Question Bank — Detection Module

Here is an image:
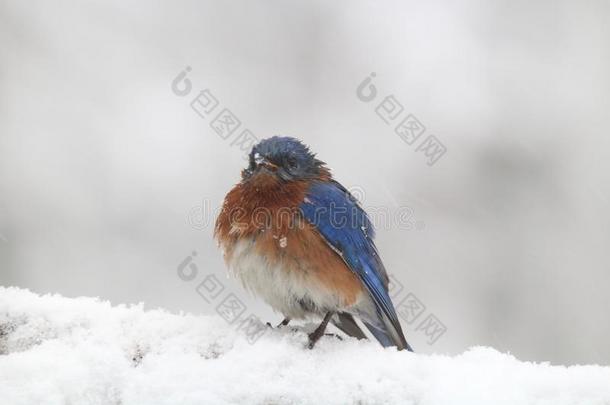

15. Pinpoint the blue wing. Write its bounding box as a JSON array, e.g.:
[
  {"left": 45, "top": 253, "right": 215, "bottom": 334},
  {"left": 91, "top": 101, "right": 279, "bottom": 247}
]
[{"left": 300, "top": 180, "right": 412, "bottom": 351}]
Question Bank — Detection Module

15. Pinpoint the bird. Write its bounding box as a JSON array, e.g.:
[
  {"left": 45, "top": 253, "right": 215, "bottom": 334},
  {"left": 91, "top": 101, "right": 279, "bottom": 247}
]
[{"left": 214, "top": 136, "right": 413, "bottom": 351}]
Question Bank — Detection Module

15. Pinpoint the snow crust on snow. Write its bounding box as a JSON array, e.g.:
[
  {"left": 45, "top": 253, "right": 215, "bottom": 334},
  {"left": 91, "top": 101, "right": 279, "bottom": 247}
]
[{"left": 1, "top": 286, "right": 609, "bottom": 405}]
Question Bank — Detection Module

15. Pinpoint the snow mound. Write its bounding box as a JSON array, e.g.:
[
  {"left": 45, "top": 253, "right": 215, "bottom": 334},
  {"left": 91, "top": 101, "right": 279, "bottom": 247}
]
[{"left": 1, "top": 287, "right": 609, "bottom": 405}]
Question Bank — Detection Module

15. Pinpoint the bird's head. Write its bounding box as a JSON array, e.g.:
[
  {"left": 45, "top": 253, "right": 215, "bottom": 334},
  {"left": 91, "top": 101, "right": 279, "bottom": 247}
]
[{"left": 242, "top": 136, "right": 329, "bottom": 183}]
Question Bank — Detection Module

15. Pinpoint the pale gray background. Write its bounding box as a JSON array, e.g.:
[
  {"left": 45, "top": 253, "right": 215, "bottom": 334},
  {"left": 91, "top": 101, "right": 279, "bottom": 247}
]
[{"left": 1, "top": 0, "right": 608, "bottom": 365}]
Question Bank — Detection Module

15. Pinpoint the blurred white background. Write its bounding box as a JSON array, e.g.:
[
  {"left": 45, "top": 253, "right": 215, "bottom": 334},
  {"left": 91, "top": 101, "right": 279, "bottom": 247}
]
[{"left": 1, "top": 0, "right": 608, "bottom": 365}]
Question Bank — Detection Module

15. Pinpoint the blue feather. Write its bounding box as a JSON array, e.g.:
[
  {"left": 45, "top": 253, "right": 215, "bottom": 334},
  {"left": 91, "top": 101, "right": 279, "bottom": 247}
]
[{"left": 300, "top": 180, "right": 412, "bottom": 351}]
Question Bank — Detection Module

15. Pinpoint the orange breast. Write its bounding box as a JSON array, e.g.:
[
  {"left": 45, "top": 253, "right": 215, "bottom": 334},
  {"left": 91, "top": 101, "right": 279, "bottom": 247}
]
[
  {"left": 215, "top": 172, "right": 364, "bottom": 307},
  {"left": 254, "top": 218, "right": 364, "bottom": 306}
]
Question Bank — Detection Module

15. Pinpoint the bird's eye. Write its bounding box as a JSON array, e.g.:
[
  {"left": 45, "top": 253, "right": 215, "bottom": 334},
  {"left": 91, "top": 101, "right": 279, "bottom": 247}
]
[{"left": 286, "top": 157, "right": 298, "bottom": 170}]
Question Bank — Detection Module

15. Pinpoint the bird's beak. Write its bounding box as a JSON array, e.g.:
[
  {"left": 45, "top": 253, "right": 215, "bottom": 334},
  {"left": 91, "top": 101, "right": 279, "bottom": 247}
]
[{"left": 258, "top": 158, "right": 278, "bottom": 171}]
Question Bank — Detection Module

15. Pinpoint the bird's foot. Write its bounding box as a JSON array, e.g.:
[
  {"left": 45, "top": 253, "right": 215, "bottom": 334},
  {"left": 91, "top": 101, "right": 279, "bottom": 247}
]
[
  {"left": 323, "top": 333, "right": 343, "bottom": 341},
  {"left": 307, "top": 332, "right": 343, "bottom": 349},
  {"left": 266, "top": 317, "right": 291, "bottom": 329},
  {"left": 307, "top": 312, "right": 334, "bottom": 349}
]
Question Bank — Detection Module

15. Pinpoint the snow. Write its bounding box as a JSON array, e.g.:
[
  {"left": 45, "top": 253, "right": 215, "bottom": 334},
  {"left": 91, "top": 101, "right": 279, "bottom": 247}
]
[
  {"left": 279, "top": 236, "right": 288, "bottom": 248},
  {"left": 1, "top": 287, "right": 609, "bottom": 405}
]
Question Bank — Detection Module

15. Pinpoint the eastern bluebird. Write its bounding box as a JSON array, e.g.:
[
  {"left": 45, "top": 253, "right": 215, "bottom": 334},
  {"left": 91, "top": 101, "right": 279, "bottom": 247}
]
[{"left": 215, "top": 136, "right": 413, "bottom": 351}]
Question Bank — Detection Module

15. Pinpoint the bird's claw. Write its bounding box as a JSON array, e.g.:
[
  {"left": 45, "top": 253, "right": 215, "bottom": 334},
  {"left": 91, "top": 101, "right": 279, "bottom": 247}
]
[{"left": 266, "top": 318, "right": 291, "bottom": 329}]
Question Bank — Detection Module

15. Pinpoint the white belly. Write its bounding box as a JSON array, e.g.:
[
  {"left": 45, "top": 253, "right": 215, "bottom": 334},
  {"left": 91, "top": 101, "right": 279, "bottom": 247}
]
[{"left": 225, "top": 239, "right": 361, "bottom": 319}]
